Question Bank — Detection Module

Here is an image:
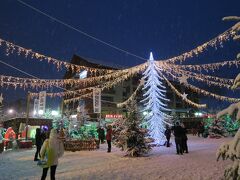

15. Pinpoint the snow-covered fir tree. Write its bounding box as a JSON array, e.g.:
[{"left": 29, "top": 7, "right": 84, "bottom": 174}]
[
  {"left": 114, "top": 101, "right": 151, "bottom": 157},
  {"left": 216, "top": 40, "right": 240, "bottom": 180},
  {"left": 141, "top": 52, "right": 172, "bottom": 144},
  {"left": 77, "top": 104, "right": 88, "bottom": 126},
  {"left": 208, "top": 119, "right": 228, "bottom": 138},
  {"left": 52, "top": 116, "right": 69, "bottom": 130}
]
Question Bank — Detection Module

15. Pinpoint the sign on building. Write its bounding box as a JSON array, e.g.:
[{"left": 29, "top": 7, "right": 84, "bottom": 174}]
[
  {"left": 77, "top": 100, "right": 87, "bottom": 126},
  {"left": 93, "top": 88, "right": 101, "bottom": 113},
  {"left": 38, "top": 91, "right": 46, "bottom": 115}
]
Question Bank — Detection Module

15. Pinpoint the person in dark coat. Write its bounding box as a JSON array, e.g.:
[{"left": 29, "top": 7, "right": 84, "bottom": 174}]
[
  {"left": 181, "top": 123, "right": 189, "bottom": 153},
  {"left": 164, "top": 125, "right": 171, "bottom": 147},
  {"left": 198, "top": 122, "right": 205, "bottom": 137},
  {"left": 34, "top": 128, "right": 43, "bottom": 161},
  {"left": 106, "top": 125, "right": 112, "bottom": 153},
  {"left": 172, "top": 121, "right": 184, "bottom": 155},
  {"left": 97, "top": 127, "right": 105, "bottom": 144}
]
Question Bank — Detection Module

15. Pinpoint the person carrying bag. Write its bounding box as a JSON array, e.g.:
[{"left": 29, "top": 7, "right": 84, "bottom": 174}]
[{"left": 39, "top": 129, "right": 64, "bottom": 180}]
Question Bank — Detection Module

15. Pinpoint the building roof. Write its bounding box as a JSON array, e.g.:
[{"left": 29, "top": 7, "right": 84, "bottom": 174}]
[{"left": 64, "top": 55, "right": 119, "bottom": 79}]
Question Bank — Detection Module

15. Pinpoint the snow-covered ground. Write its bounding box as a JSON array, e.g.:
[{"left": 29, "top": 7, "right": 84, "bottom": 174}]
[{"left": 0, "top": 136, "right": 232, "bottom": 180}]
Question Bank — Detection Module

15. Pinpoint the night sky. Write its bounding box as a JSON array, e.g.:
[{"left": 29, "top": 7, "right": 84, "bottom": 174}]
[{"left": 0, "top": 0, "right": 240, "bottom": 110}]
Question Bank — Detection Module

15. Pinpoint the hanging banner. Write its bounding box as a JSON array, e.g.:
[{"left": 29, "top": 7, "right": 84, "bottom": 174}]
[
  {"left": 93, "top": 88, "right": 101, "bottom": 113},
  {"left": 77, "top": 100, "right": 86, "bottom": 126},
  {"left": 33, "top": 99, "right": 39, "bottom": 116},
  {"left": 38, "top": 91, "right": 46, "bottom": 115}
]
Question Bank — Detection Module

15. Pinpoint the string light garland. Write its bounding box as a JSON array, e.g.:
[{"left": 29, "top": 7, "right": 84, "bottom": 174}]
[
  {"left": 160, "top": 22, "right": 240, "bottom": 64},
  {"left": 63, "top": 92, "right": 93, "bottom": 103},
  {"left": 31, "top": 70, "right": 137, "bottom": 98},
  {"left": 117, "top": 80, "right": 144, "bottom": 107},
  {"left": 171, "top": 68, "right": 233, "bottom": 89},
  {"left": 0, "top": 38, "right": 115, "bottom": 73},
  {"left": 159, "top": 64, "right": 233, "bottom": 92},
  {"left": 0, "top": 22, "right": 240, "bottom": 109},
  {"left": 162, "top": 63, "right": 234, "bottom": 84},
  {"left": 160, "top": 65, "right": 240, "bottom": 104},
  {"left": 186, "top": 83, "right": 240, "bottom": 103},
  {"left": 162, "top": 75, "right": 207, "bottom": 108},
  {"left": 160, "top": 59, "right": 240, "bottom": 72},
  {"left": 63, "top": 72, "right": 135, "bottom": 104},
  {"left": 30, "top": 86, "right": 93, "bottom": 98},
  {"left": 0, "top": 62, "right": 147, "bottom": 89}
]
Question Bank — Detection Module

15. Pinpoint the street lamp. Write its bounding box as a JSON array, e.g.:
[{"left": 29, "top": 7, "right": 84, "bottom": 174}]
[
  {"left": 38, "top": 110, "right": 44, "bottom": 115},
  {"left": 8, "top": 109, "right": 14, "bottom": 114},
  {"left": 51, "top": 110, "right": 59, "bottom": 116},
  {"left": 194, "top": 112, "right": 203, "bottom": 117}
]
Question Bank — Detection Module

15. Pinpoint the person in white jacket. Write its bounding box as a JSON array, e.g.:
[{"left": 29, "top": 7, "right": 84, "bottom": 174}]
[{"left": 40, "top": 129, "right": 64, "bottom": 180}]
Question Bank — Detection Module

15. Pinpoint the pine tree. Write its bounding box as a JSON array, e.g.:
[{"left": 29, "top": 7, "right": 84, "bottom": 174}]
[
  {"left": 52, "top": 116, "right": 69, "bottom": 130},
  {"left": 209, "top": 119, "right": 228, "bottom": 138},
  {"left": 114, "top": 101, "right": 151, "bottom": 157},
  {"left": 141, "top": 52, "right": 172, "bottom": 144},
  {"left": 223, "top": 115, "right": 240, "bottom": 136}
]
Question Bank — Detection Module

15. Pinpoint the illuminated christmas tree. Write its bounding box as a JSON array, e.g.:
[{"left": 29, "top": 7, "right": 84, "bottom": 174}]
[{"left": 141, "top": 53, "right": 172, "bottom": 144}]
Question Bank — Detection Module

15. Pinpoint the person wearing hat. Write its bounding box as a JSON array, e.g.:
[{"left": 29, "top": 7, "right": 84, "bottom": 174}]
[
  {"left": 181, "top": 123, "right": 189, "bottom": 153},
  {"left": 40, "top": 129, "right": 64, "bottom": 180},
  {"left": 164, "top": 125, "right": 171, "bottom": 147}
]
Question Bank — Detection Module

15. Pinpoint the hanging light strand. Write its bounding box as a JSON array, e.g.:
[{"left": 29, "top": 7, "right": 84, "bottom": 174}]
[
  {"left": 166, "top": 66, "right": 233, "bottom": 89},
  {"left": 117, "top": 80, "right": 144, "bottom": 107},
  {"left": 186, "top": 83, "right": 240, "bottom": 103},
  {"left": 178, "top": 69, "right": 232, "bottom": 89},
  {"left": 0, "top": 62, "right": 147, "bottom": 89},
  {"left": 162, "top": 75, "right": 207, "bottom": 108},
  {"left": 168, "top": 59, "right": 240, "bottom": 72},
  {"left": 0, "top": 37, "right": 116, "bottom": 73},
  {"left": 161, "top": 63, "right": 233, "bottom": 84},
  {"left": 63, "top": 71, "right": 134, "bottom": 104},
  {"left": 162, "top": 66, "right": 240, "bottom": 103},
  {"left": 159, "top": 23, "right": 239, "bottom": 64}
]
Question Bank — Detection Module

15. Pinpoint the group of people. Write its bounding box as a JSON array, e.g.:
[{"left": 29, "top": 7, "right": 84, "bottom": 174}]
[
  {"left": 165, "top": 122, "right": 189, "bottom": 155},
  {"left": 35, "top": 128, "right": 64, "bottom": 180},
  {"left": 34, "top": 125, "right": 113, "bottom": 179},
  {"left": 37, "top": 123, "right": 194, "bottom": 179},
  {"left": 97, "top": 125, "right": 113, "bottom": 153}
]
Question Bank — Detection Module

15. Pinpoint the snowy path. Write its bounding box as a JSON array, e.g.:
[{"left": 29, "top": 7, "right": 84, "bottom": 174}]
[{"left": 0, "top": 136, "right": 231, "bottom": 180}]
